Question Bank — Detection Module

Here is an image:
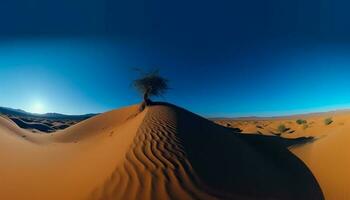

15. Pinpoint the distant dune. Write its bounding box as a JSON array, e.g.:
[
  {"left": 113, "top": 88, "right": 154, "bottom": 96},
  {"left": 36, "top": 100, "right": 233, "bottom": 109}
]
[
  {"left": 0, "top": 104, "right": 323, "bottom": 200},
  {"left": 0, "top": 106, "right": 96, "bottom": 133},
  {"left": 215, "top": 111, "right": 350, "bottom": 200}
]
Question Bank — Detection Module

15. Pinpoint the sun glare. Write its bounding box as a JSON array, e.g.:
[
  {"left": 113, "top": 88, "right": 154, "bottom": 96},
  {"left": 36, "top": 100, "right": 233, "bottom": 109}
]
[{"left": 31, "top": 102, "right": 45, "bottom": 114}]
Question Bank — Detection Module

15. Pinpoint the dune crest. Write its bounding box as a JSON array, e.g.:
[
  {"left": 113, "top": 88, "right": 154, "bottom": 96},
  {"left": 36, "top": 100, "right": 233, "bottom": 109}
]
[
  {"left": 91, "top": 104, "right": 323, "bottom": 200},
  {"left": 292, "top": 125, "right": 350, "bottom": 200},
  {"left": 0, "top": 104, "right": 323, "bottom": 200},
  {"left": 0, "top": 105, "right": 145, "bottom": 200}
]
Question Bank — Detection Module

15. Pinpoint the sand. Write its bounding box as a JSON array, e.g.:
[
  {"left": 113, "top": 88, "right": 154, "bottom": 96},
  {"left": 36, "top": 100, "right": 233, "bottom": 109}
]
[
  {"left": 291, "top": 113, "right": 350, "bottom": 200},
  {"left": 3, "top": 115, "right": 86, "bottom": 133},
  {"left": 0, "top": 103, "right": 323, "bottom": 200},
  {"left": 216, "top": 112, "right": 350, "bottom": 200}
]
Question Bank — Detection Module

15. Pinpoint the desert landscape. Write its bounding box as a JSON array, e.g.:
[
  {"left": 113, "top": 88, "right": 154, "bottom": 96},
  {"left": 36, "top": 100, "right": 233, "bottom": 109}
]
[
  {"left": 215, "top": 111, "right": 350, "bottom": 200},
  {"left": 0, "top": 71, "right": 347, "bottom": 200},
  {"left": 2, "top": 0, "right": 350, "bottom": 199},
  {"left": 0, "top": 107, "right": 95, "bottom": 133},
  {"left": 0, "top": 102, "right": 327, "bottom": 200}
]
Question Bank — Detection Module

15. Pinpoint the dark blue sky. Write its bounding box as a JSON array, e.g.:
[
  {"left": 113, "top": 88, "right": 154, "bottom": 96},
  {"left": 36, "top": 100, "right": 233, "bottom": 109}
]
[{"left": 1, "top": 0, "right": 350, "bottom": 116}]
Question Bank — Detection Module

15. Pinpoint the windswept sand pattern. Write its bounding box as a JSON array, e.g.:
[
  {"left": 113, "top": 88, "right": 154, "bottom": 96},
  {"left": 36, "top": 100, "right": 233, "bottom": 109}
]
[
  {"left": 89, "top": 104, "right": 324, "bottom": 200},
  {"left": 0, "top": 104, "right": 324, "bottom": 200},
  {"left": 91, "top": 106, "right": 218, "bottom": 200}
]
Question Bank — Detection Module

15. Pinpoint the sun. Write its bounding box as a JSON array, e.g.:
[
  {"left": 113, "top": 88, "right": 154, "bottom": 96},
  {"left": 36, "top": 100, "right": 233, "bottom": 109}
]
[{"left": 31, "top": 102, "right": 45, "bottom": 114}]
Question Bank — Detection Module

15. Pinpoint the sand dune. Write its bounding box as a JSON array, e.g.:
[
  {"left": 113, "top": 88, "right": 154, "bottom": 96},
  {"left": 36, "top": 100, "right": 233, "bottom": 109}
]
[
  {"left": 0, "top": 106, "right": 95, "bottom": 133},
  {"left": 0, "top": 103, "right": 323, "bottom": 200},
  {"left": 291, "top": 113, "right": 350, "bottom": 200},
  {"left": 216, "top": 112, "right": 350, "bottom": 200}
]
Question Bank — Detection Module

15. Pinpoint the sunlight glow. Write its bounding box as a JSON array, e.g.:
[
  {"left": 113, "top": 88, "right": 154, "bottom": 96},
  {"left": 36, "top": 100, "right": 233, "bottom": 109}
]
[{"left": 30, "top": 101, "right": 46, "bottom": 114}]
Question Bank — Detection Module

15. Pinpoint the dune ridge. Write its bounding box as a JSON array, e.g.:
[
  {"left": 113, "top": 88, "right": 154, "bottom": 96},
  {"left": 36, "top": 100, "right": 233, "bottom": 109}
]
[
  {"left": 90, "top": 104, "right": 323, "bottom": 200},
  {"left": 91, "top": 105, "right": 216, "bottom": 200},
  {"left": 292, "top": 123, "right": 350, "bottom": 200},
  {"left": 0, "top": 103, "right": 323, "bottom": 200},
  {"left": 216, "top": 111, "right": 350, "bottom": 199},
  {"left": 0, "top": 105, "right": 145, "bottom": 200}
]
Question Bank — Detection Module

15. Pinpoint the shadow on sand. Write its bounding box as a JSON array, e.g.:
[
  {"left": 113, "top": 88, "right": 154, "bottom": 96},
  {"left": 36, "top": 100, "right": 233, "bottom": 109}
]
[{"left": 153, "top": 102, "right": 324, "bottom": 200}]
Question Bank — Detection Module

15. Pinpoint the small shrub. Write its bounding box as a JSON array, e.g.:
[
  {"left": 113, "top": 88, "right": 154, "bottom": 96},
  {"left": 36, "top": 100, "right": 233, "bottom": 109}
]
[
  {"left": 324, "top": 118, "right": 333, "bottom": 125},
  {"left": 303, "top": 124, "right": 309, "bottom": 130},
  {"left": 296, "top": 119, "right": 307, "bottom": 125},
  {"left": 277, "top": 124, "right": 289, "bottom": 133}
]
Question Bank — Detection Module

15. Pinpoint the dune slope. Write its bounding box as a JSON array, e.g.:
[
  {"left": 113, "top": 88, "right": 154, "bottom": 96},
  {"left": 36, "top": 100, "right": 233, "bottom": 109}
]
[
  {"left": 217, "top": 112, "right": 350, "bottom": 199},
  {"left": 0, "top": 105, "right": 145, "bottom": 200},
  {"left": 0, "top": 104, "right": 323, "bottom": 200},
  {"left": 91, "top": 103, "right": 323, "bottom": 200},
  {"left": 292, "top": 122, "right": 350, "bottom": 200}
]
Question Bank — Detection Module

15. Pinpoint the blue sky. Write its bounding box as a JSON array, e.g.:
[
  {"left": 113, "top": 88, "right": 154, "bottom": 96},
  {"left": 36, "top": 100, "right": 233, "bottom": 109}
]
[{"left": 1, "top": 0, "right": 350, "bottom": 117}]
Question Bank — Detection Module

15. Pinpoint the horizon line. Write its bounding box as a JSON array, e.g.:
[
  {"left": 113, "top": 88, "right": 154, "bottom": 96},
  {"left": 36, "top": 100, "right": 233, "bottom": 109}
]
[
  {"left": 3, "top": 103, "right": 350, "bottom": 119},
  {"left": 204, "top": 104, "right": 350, "bottom": 119}
]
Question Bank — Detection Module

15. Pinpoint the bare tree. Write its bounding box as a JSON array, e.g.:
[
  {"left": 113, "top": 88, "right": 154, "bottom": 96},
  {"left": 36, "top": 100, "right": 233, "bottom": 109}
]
[{"left": 133, "top": 69, "right": 169, "bottom": 110}]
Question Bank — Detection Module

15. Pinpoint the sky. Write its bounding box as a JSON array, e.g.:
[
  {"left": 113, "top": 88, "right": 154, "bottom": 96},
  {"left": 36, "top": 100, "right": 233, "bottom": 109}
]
[{"left": 1, "top": 0, "right": 350, "bottom": 117}]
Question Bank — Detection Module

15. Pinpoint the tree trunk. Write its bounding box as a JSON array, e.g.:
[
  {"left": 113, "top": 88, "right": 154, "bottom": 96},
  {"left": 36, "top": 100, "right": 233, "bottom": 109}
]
[
  {"left": 143, "top": 91, "right": 152, "bottom": 106},
  {"left": 139, "top": 90, "right": 152, "bottom": 112}
]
